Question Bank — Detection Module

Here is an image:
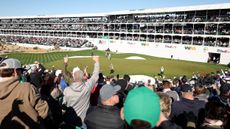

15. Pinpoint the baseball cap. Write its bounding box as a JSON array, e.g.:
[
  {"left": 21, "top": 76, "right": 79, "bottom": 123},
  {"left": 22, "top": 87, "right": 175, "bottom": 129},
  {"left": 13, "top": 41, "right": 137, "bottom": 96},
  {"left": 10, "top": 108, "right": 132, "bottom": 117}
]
[
  {"left": 55, "top": 69, "right": 62, "bottom": 77},
  {"left": 0, "top": 58, "right": 22, "bottom": 69},
  {"left": 124, "top": 87, "right": 160, "bottom": 128},
  {"left": 100, "top": 84, "right": 121, "bottom": 101}
]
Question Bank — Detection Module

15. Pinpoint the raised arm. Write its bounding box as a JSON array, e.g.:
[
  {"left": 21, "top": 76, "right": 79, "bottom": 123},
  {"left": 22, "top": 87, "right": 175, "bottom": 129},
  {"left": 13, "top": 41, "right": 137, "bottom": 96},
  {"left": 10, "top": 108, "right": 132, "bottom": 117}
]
[
  {"left": 86, "top": 56, "right": 100, "bottom": 90},
  {"left": 63, "top": 55, "right": 72, "bottom": 83}
]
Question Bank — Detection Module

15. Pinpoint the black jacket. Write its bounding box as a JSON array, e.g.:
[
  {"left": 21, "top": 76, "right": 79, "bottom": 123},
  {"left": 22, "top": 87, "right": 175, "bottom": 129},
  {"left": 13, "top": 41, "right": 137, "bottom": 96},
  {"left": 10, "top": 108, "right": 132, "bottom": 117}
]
[
  {"left": 170, "top": 98, "right": 206, "bottom": 128},
  {"left": 171, "top": 98, "right": 206, "bottom": 118},
  {"left": 85, "top": 104, "right": 124, "bottom": 129},
  {"left": 155, "top": 120, "right": 182, "bottom": 129},
  {"left": 29, "top": 64, "right": 45, "bottom": 89}
]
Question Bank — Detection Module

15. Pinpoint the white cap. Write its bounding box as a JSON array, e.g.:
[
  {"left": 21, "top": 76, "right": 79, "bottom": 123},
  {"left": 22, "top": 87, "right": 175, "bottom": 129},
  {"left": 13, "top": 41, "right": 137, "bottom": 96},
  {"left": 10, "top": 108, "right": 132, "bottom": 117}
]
[
  {"left": 55, "top": 69, "right": 62, "bottom": 76},
  {"left": 0, "top": 58, "right": 21, "bottom": 69}
]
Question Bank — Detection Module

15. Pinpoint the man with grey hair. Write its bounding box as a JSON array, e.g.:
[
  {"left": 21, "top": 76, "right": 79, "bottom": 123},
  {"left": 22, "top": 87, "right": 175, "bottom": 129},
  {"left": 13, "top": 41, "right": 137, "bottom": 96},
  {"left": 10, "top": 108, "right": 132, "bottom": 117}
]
[{"left": 62, "top": 56, "right": 100, "bottom": 123}]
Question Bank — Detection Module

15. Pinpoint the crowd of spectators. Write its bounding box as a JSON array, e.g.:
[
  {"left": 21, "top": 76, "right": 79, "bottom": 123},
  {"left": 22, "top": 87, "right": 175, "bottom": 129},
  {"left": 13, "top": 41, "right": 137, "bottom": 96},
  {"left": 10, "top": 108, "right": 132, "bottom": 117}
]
[
  {"left": 0, "top": 11, "right": 229, "bottom": 41},
  {"left": 0, "top": 17, "right": 107, "bottom": 24},
  {"left": 0, "top": 33, "right": 229, "bottom": 47},
  {"left": 0, "top": 55, "right": 230, "bottom": 129},
  {"left": 0, "top": 9, "right": 228, "bottom": 24},
  {"left": 0, "top": 23, "right": 229, "bottom": 37},
  {"left": 0, "top": 10, "right": 230, "bottom": 48},
  {"left": 0, "top": 36, "right": 94, "bottom": 48}
]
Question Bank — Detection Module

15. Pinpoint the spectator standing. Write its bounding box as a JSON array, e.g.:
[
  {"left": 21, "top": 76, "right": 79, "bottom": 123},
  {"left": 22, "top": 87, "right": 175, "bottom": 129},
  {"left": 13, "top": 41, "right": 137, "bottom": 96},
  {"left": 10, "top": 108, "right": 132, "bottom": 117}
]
[
  {"left": 162, "top": 80, "right": 180, "bottom": 102},
  {"left": 85, "top": 84, "right": 124, "bottom": 129},
  {"left": 170, "top": 84, "right": 206, "bottom": 128},
  {"left": 209, "top": 80, "right": 230, "bottom": 107},
  {"left": 198, "top": 101, "right": 226, "bottom": 129},
  {"left": 123, "top": 87, "right": 161, "bottom": 129},
  {"left": 155, "top": 93, "right": 182, "bottom": 129},
  {"left": 0, "top": 58, "right": 48, "bottom": 129},
  {"left": 194, "top": 84, "right": 208, "bottom": 102},
  {"left": 29, "top": 61, "right": 45, "bottom": 90},
  {"left": 62, "top": 56, "right": 100, "bottom": 123}
]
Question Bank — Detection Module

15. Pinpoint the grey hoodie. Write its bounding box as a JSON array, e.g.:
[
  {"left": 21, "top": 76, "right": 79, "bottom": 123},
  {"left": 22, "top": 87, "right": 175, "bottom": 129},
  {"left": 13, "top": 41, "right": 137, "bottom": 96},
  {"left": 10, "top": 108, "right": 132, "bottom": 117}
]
[{"left": 62, "top": 62, "right": 99, "bottom": 121}]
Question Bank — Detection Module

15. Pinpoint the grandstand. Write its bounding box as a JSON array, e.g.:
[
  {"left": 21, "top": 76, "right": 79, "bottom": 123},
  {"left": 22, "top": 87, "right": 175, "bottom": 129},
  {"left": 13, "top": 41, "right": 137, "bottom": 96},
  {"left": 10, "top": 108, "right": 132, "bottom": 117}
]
[{"left": 0, "top": 3, "right": 230, "bottom": 64}]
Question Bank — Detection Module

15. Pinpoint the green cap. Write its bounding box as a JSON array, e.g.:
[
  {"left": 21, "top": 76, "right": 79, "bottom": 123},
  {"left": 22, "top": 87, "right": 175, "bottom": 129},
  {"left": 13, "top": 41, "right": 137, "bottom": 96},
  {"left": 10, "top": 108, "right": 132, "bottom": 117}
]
[{"left": 124, "top": 87, "right": 160, "bottom": 128}]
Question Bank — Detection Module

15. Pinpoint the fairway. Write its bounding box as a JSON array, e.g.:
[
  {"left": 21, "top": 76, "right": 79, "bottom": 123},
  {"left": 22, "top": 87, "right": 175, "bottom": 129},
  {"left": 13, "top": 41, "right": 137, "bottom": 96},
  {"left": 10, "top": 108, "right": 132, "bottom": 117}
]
[{"left": 2, "top": 50, "right": 228, "bottom": 78}]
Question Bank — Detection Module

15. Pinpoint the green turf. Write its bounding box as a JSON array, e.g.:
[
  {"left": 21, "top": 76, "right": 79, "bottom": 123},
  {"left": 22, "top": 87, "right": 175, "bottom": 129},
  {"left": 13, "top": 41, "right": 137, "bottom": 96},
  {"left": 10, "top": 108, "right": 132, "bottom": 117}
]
[{"left": 2, "top": 50, "right": 228, "bottom": 78}]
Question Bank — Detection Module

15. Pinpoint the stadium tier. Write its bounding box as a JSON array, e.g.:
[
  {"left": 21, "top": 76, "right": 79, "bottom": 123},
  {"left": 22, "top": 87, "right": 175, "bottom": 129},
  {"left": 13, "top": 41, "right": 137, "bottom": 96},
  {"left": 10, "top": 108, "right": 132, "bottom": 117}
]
[{"left": 0, "top": 3, "right": 230, "bottom": 64}]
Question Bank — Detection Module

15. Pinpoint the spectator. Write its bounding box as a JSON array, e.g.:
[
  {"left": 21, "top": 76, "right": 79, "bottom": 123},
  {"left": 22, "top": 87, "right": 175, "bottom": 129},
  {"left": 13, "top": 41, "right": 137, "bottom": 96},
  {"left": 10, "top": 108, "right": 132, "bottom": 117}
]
[
  {"left": 50, "top": 69, "right": 66, "bottom": 99},
  {"left": 54, "top": 69, "right": 68, "bottom": 92},
  {"left": 123, "top": 74, "right": 131, "bottom": 83},
  {"left": 59, "top": 74, "right": 68, "bottom": 92},
  {"left": 123, "top": 74, "right": 134, "bottom": 92},
  {"left": 170, "top": 84, "right": 206, "bottom": 128},
  {"left": 85, "top": 84, "right": 124, "bottom": 129},
  {"left": 198, "top": 101, "right": 226, "bottom": 129},
  {"left": 29, "top": 62, "right": 45, "bottom": 90},
  {"left": 194, "top": 84, "right": 208, "bottom": 102},
  {"left": 208, "top": 79, "right": 230, "bottom": 122},
  {"left": 162, "top": 80, "right": 180, "bottom": 102},
  {"left": 157, "top": 93, "right": 173, "bottom": 118},
  {"left": 90, "top": 72, "right": 105, "bottom": 106},
  {"left": 0, "top": 58, "right": 49, "bottom": 129},
  {"left": 147, "top": 81, "right": 155, "bottom": 91},
  {"left": 62, "top": 56, "right": 100, "bottom": 124},
  {"left": 115, "top": 79, "right": 128, "bottom": 109},
  {"left": 123, "top": 87, "right": 160, "bottom": 129},
  {"left": 40, "top": 71, "right": 63, "bottom": 129},
  {"left": 155, "top": 92, "right": 182, "bottom": 129},
  {"left": 209, "top": 80, "right": 230, "bottom": 106}
]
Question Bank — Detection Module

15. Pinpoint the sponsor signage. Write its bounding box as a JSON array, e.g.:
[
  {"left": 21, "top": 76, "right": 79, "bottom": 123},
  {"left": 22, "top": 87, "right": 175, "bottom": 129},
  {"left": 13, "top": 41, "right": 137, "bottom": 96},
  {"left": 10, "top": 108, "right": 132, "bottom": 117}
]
[
  {"left": 110, "top": 40, "right": 116, "bottom": 43},
  {"left": 165, "top": 45, "right": 176, "bottom": 49},
  {"left": 184, "top": 46, "right": 197, "bottom": 50},
  {"left": 203, "top": 47, "right": 208, "bottom": 52},
  {"left": 127, "top": 42, "right": 136, "bottom": 45},
  {"left": 141, "top": 43, "right": 149, "bottom": 46},
  {"left": 217, "top": 49, "right": 230, "bottom": 53}
]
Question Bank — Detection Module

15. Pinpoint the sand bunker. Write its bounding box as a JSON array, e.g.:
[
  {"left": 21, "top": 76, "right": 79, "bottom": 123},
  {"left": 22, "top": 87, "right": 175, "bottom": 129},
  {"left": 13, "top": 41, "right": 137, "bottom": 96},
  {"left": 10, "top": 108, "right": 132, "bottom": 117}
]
[{"left": 125, "top": 56, "right": 146, "bottom": 60}]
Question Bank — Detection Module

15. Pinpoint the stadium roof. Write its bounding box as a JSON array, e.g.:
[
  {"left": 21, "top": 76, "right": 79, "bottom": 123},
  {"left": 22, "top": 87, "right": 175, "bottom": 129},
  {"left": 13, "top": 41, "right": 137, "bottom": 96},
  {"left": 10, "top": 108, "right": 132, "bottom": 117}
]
[
  {"left": 0, "top": 3, "right": 230, "bottom": 19},
  {"left": 108, "top": 3, "right": 230, "bottom": 15}
]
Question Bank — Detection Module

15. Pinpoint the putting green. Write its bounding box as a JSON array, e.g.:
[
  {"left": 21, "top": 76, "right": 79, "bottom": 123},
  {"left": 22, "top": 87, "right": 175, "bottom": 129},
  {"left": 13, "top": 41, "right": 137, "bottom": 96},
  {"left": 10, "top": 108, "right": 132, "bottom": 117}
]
[{"left": 2, "top": 50, "right": 228, "bottom": 78}]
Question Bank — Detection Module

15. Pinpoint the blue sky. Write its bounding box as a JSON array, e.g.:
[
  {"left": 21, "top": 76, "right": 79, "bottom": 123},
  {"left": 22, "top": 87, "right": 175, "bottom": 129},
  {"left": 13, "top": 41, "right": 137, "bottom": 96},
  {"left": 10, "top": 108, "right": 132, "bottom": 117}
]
[{"left": 0, "top": 0, "right": 230, "bottom": 16}]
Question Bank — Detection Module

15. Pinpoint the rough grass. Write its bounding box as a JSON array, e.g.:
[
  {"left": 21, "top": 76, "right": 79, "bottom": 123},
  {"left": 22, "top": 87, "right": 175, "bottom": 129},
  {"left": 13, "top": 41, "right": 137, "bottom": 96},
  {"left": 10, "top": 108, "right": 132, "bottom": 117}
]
[{"left": 2, "top": 50, "right": 228, "bottom": 78}]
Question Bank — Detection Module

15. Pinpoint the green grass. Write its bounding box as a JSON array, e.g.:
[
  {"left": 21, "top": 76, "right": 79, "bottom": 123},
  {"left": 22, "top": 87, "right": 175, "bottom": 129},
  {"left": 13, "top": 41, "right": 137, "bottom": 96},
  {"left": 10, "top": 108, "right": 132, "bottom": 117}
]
[{"left": 2, "top": 50, "right": 228, "bottom": 78}]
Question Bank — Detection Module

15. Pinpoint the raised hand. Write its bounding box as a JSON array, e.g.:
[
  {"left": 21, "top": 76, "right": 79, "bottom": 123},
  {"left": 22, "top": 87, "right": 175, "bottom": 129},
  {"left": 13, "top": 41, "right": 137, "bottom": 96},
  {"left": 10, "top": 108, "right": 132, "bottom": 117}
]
[
  {"left": 93, "top": 56, "right": 99, "bottom": 63},
  {"left": 64, "top": 55, "right": 68, "bottom": 64}
]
